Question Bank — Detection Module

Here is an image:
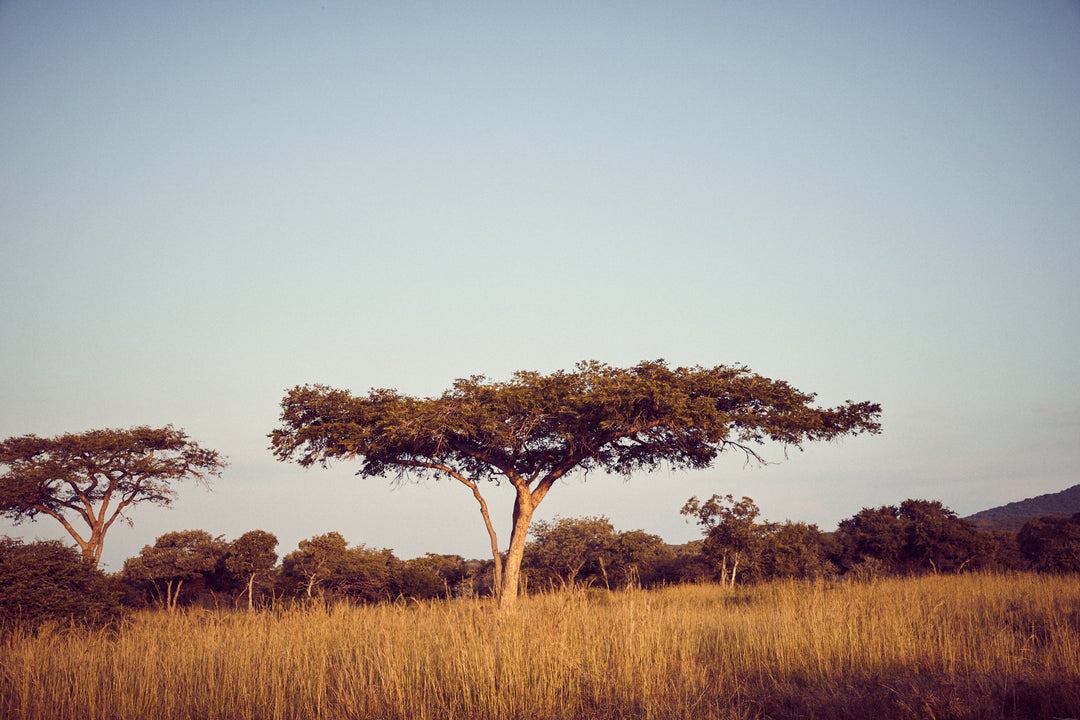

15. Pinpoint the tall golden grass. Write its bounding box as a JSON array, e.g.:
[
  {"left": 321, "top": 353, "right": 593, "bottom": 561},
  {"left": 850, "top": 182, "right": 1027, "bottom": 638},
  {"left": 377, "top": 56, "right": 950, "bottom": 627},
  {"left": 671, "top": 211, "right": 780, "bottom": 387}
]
[{"left": 2, "top": 572, "right": 1078, "bottom": 719}]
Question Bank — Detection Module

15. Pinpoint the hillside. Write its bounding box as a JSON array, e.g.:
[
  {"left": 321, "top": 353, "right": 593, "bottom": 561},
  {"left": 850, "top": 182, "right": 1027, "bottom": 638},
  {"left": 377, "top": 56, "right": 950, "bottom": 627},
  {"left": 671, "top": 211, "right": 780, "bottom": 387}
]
[{"left": 965, "top": 484, "right": 1080, "bottom": 532}]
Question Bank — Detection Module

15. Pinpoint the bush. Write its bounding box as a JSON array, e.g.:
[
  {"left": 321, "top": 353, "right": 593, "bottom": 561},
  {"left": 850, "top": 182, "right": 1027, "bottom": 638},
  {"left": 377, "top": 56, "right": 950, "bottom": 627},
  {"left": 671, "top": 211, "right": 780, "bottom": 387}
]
[{"left": 0, "top": 536, "right": 125, "bottom": 627}]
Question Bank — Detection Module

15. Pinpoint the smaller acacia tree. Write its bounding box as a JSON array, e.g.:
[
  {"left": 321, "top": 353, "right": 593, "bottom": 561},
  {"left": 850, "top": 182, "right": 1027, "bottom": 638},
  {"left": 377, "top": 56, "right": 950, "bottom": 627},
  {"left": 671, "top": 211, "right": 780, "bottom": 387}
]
[
  {"left": 682, "top": 494, "right": 766, "bottom": 586},
  {"left": 526, "top": 515, "right": 616, "bottom": 590},
  {"left": 122, "top": 530, "right": 226, "bottom": 611},
  {"left": 609, "top": 529, "right": 673, "bottom": 588},
  {"left": 282, "top": 532, "right": 349, "bottom": 599},
  {"left": 0, "top": 426, "right": 225, "bottom": 567},
  {"left": 225, "top": 530, "right": 278, "bottom": 610},
  {"left": 755, "top": 521, "right": 835, "bottom": 581}
]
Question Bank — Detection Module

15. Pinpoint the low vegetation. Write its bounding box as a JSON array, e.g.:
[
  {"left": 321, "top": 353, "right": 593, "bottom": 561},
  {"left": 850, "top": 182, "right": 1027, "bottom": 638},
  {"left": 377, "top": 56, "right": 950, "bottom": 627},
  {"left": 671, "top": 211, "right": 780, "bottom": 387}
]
[{"left": 2, "top": 573, "right": 1078, "bottom": 720}]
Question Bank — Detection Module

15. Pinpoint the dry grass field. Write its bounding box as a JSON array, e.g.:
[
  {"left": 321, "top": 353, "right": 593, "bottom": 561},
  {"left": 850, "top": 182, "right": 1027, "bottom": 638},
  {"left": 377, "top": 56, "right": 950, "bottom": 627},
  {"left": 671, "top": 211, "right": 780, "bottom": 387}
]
[{"left": 2, "top": 572, "right": 1078, "bottom": 719}]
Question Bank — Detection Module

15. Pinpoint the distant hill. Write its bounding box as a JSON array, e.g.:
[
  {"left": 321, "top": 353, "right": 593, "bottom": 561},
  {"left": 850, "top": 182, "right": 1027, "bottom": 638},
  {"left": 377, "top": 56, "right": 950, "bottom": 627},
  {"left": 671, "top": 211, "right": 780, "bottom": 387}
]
[{"left": 965, "top": 484, "right": 1080, "bottom": 532}]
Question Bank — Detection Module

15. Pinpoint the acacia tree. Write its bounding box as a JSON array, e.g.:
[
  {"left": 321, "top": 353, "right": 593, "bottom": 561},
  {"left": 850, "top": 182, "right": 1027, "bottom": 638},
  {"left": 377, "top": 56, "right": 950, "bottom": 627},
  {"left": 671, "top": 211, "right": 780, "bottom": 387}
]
[
  {"left": 0, "top": 426, "right": 225, "bottom": 567},
  {"left": 681, "top": 494, "right": 766, "bottom": 586},
  {"left": 526, "top": 515, "right": 616, "bottom": 590},
  {"left": 282, "top": 531, "right": 349, "bottom": 599},
  {"left": 609, "top": 529, "right": 673, "bottom": 588},
  {"left": 270, "top": 359, "right": 880, "bottom": 608},
  {"left": 225, "top": 530, "right": 279, "bottom": 610},
  {"left": 122, "top": 529, "right": 225, "bottom": 611},
  {"left": 755, "top": 521, "right": 835, "bottom": 581}
]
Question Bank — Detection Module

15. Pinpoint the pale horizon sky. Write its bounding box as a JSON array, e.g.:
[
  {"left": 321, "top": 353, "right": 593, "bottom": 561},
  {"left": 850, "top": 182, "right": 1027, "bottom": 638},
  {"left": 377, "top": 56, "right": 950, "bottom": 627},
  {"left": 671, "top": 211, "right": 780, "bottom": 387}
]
[{"left": 2, "top": 1, "right": 1078, "bottom": 571}]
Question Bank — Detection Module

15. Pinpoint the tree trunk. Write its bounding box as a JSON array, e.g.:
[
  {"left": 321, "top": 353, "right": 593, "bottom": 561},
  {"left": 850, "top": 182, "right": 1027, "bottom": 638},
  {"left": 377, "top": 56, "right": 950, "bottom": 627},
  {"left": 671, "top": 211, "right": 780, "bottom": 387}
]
[
  {"left": 465, "top": 482, "right": 502, "bottom": 597},
  {"left": 246, "top": 573, "right": 256, "bottom": 611},
  {"left": 566, "top": 563, "right": 582, "bottom": 589},
  {"left": 166, "top": 579, "right": 184, "bottom": 612},
  {"left": 498, "top": 486, "right": 536, "bottom": 610},
  {"left": 80, "top": 543, "right": 97, "bottom": 567}
]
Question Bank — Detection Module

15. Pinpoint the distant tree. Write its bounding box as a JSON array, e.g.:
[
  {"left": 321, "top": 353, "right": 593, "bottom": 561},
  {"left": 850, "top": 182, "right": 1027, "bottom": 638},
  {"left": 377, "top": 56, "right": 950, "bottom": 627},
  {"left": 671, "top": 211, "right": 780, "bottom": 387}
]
[
  {"left": 122, "top": 530, "right": 226, "bottom": 611},
  {"left": 280, "top": 532, "right": 397, "bottom": 602},
  {"left": 1017, "top": 513, "right": 1080, "bottom": 573},
  {"left": 656, "top": 540, "right": 714, "bottom": 585},
  {"left": 835, "top": 505, "right": 906, "bottom": 574},
  {"left": 399, "top": 554, "right": 470, "bottom": 600},
  {"left": 224, "top": 530, "right": 278, "bottom": 610},
  {"left": 336, "top": 544, "right": 397, "bottom": 603},
  {"left": 835, "top": 500, "right": 986, "bottom": 576},
  {"left": 682, "top": 494, "right": 765, "bottom": 586},
  {"left": 0, "top": 426, "right": 224, "bottom": 567},
  {"left": 525, "top": 515, "right": 616, "bottom": 590},
  {"left": 896, "top": 499, "right": 985, "bottom": 573},
  {"left": 270, "top": 360, "right": 881, "bottom": 608},
  {"left": 282, "top": 532, "right": 350, "bottom": 599},
  {"left": 980, "top": 530, "right": 1029, "bottom": 571},
  {"left": 0, "top": 536, "right": 126, "bottom": 627},
  {"left": 755, "top": 521, "right": 835, "bottom": 581},
  {"left": 608, "top": 529, "right": 674, "bottom": 588}
]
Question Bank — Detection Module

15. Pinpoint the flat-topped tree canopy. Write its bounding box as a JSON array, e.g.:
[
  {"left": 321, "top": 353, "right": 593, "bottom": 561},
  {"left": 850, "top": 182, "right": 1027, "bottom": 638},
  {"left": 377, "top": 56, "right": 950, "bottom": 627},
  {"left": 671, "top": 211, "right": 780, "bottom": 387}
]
[
  {"left": 270, "top": 360, "right": 881, "bottom": 607},
  {"left": 0, "top": 426, "right": 225, "bottom": 568}
]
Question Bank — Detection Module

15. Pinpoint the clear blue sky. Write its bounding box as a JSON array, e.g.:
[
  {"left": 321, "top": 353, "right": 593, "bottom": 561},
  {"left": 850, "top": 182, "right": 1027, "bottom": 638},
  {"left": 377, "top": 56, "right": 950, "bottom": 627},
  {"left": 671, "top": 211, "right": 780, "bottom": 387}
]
[{"left": 2, "top": 1, "right": 1078, "bottom": 570}]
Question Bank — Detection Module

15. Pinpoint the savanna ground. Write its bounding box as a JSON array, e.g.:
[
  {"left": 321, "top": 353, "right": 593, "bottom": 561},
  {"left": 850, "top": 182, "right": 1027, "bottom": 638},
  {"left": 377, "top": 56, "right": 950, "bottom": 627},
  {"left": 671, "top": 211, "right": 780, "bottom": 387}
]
[{"left": 2, "top": 573, "right": 1078, "bottom": 720}]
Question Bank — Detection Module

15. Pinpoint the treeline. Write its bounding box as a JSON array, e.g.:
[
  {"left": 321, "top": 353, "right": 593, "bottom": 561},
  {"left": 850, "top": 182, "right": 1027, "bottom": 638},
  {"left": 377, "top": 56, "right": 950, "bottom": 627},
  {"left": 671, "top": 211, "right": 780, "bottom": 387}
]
[{"left": 3, "top": 497, "right": 1080, "bottom": 626}]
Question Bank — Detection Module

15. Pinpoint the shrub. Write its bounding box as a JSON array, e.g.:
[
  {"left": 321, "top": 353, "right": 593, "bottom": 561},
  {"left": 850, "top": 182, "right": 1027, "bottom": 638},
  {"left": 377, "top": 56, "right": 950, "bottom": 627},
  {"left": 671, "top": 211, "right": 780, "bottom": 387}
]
[{"left": 0, "top": 536, "right": 125, "bottom": 628}]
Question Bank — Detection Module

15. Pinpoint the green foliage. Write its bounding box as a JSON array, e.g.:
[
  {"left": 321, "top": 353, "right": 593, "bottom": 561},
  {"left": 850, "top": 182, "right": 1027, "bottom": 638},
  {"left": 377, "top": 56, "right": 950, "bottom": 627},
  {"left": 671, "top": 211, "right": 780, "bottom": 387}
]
[
  {"left": 281, "top": 532, "right": 398, "bottom": 602},
  {"left": 835, "top": 499, "right": 987, "bottom": 575},
  {"left": 1018, "top": 513, "right": 1080, "bottom": 572},
  {"left": 896, "top": 499, "right": 987, "bottom": 573},
  {"left": 398, "top": 554, "right": 479, "bottom": 600},
  {"left": 978, "top": 530, "right": 1028, "bottom": 572},
  {"left": 682, "top": 494, "right": 765, "bottom": 585},
  {"left": 835, "top": 505, "right": 906, "bottom": 570},
  {"left": 0, "top": 426, "right": 225, "bottom": 567},
  {"left": 281, "top": 531, "right": 350, "bottom": 599},
  {"left": 0, "top": 537, "right": 125, "bottom": 627},
  {"left": 270, "top": 360, "right": 881, "bottom": 481},
  {"left": 607, "top": 529, "right": 674, "bottom": 587},
  {"left": 224, "top": 530, "right": 278, "bottom": 609},
  {"left": 122, "top": 530, "right": 227, "bottom": 610},
  {"left": 754, "top": 521, "right": 836, "bottom": 581},
  {"left": 525, "top": 515, "right": 616, "bottom": 589},
  {"left": 523, "top": 517, "right": 679, "bottom": 591},
  {"left": 682, "top": 496, "right": 835, "bottom": 584},
  {"left": 337, "top": 545, "right": 397, "bottom": 603}
]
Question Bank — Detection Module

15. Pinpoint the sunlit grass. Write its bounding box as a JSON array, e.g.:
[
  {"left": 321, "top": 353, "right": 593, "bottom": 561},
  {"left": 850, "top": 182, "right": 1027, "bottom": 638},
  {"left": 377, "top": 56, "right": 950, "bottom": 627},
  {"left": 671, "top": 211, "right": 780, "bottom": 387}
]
[{"left": 2, "top": 573, "right": 1078, "bottom": 719}]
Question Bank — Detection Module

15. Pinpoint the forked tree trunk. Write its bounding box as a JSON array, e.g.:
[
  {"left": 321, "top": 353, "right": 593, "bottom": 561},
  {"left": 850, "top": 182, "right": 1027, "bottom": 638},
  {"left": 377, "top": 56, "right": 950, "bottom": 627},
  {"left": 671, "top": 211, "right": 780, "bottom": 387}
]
[
  {"left": 498, "top": 486, "right": 536, "bottom": 610},
  {"left": 166, "top": 579, "right": 184, "bottom": 612}
]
